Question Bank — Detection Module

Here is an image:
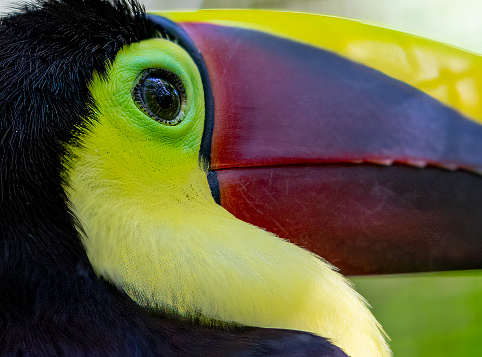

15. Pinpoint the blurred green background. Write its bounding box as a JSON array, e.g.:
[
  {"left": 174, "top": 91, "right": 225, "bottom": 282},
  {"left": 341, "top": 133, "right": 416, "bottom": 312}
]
[
  {"left": 353, "top": 271, "right": 482, "bottom": 356},
  {"left": 1, "top": 0, "right": 480, "bottom": 355}
]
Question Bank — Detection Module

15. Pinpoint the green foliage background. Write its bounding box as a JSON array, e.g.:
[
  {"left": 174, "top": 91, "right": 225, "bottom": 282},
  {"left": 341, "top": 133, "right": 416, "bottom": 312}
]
[{"left": 353, "top": 271, "right": 482, "bottom": 356}]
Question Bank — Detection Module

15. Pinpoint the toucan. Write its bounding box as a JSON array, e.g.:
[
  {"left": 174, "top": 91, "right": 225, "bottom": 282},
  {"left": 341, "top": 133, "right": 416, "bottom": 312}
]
[{"left": 1, "top": 0, "right": 481, "bottom": 356}]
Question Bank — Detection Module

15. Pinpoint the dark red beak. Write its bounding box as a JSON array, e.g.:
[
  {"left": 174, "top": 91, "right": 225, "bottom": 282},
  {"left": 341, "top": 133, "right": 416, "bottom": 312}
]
[{"left": 150, "top": 13, "right": 482, "bottom": 275}]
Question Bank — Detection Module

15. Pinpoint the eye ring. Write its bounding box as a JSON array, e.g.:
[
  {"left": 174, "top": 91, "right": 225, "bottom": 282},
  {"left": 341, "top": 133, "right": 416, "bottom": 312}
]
[{"left": 132, "top": 68, "right": 187, "bottom": 126}]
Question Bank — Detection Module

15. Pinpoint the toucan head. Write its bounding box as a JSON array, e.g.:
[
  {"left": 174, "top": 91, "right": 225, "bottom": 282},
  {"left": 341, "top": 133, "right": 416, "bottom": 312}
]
[
  {"left": 58, "top": 5, "right": 390, "bottom": 356},
  {"left": 2, "top": 0, "right": 481, "bottom": 356}
]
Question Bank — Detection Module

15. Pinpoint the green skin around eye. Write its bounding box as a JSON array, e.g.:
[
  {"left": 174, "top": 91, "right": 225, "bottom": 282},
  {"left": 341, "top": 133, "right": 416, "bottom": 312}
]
[{"left": 89, "top": 38, "right": 205, "bottom": 153}]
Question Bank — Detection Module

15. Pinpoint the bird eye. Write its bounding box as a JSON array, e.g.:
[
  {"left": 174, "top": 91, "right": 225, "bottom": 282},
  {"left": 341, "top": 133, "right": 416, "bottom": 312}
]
[{"left": 133, "top": 69, "right": 187, "bottom": 125}]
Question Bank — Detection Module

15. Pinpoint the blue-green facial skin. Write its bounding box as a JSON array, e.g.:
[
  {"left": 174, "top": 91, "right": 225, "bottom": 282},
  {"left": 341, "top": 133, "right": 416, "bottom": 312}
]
[{"left": 89, "top": 38, "right": 205, "bottom": 155}]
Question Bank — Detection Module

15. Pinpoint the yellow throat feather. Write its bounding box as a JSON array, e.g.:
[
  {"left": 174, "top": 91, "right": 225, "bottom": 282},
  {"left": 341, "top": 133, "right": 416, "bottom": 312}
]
[{"left": 64, "top": 38, "right": 390, "bottom": 357}]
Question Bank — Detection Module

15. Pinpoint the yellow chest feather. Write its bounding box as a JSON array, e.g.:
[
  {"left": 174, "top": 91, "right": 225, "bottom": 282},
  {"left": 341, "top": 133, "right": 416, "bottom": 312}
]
[{"left": 66, "top": 153, "right": 389, "bottom": 357}]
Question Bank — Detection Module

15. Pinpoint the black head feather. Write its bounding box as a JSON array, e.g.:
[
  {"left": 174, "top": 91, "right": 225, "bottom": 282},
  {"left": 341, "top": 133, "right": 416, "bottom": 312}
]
[
  {"left": 0, "top": 0, "right": 156, "bottom": 221},
  {"left": 0, "top": 0, "right": 157, "bottom": 264}
]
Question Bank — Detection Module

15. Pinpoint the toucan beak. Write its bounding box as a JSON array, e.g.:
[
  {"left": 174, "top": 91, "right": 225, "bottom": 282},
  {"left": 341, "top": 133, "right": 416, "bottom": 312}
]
[{"left": 149, "top": 11, "right": 482, "bottom": 275}]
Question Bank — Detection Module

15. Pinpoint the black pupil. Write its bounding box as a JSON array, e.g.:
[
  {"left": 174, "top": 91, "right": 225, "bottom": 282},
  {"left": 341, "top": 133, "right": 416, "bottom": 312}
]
[{"left": 142, "top": 77, "right": 180, "bottom": 121}]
